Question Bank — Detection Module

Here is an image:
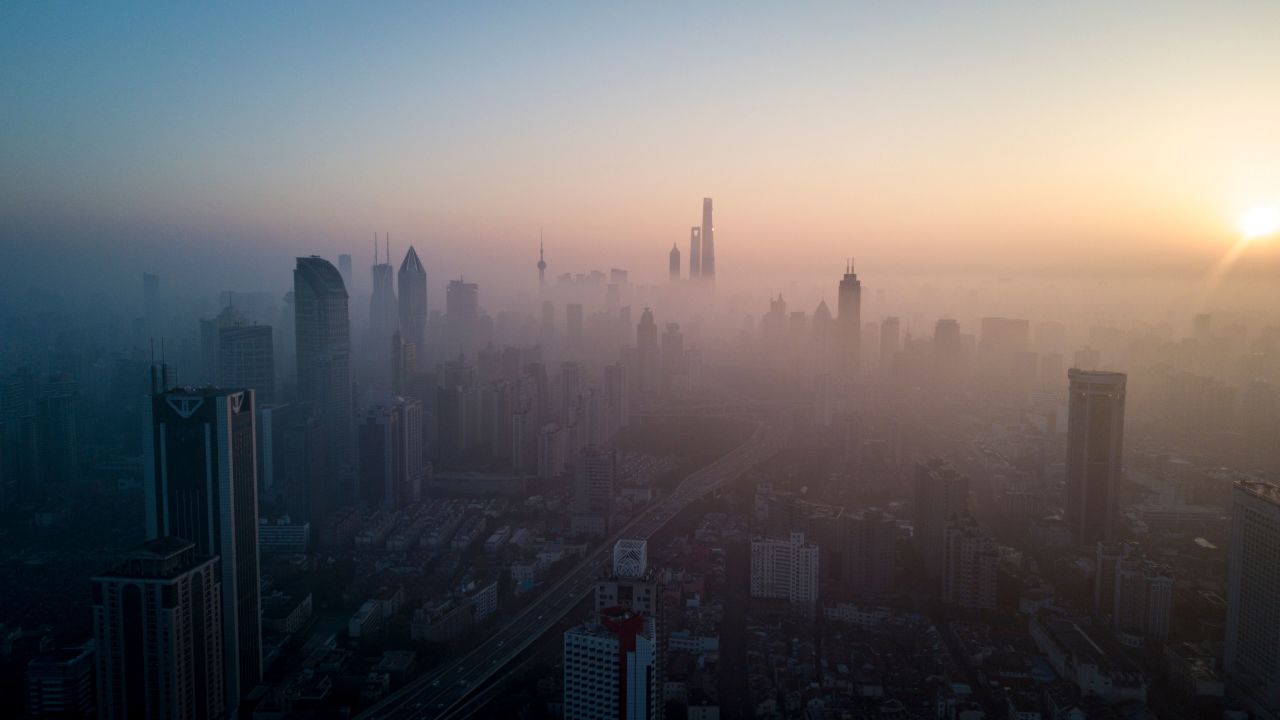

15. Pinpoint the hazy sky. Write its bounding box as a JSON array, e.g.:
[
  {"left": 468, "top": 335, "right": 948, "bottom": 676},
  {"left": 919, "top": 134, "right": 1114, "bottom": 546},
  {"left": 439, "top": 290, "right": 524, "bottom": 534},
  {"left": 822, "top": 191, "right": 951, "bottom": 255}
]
[{"left": 3, "top": 2, "right": 1280, "bottom": 300}]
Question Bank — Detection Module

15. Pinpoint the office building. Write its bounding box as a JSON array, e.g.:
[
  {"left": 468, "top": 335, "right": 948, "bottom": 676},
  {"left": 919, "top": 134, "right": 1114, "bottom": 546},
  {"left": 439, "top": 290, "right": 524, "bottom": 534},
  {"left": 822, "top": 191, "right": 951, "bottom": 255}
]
[
  {"left": 837, "top": 260, "right": 861, "bottom": 380},
  {"left": 92, "top": 538, "right": 224, "bottom": 720},
  {"left": 1066, "top": 369, "right": 1126, "bottom": 546},
  {"left": 563, "top": 606, "right": 659, "bottom": 720},
  {"left": 397, "top": 246, "right": 428, "bottom": 368},
  {"left": 913, "top": 458, "right": 969, "bottom": 582},
  {"left": 636, "top": 308, "right": 659, "bottom": 396},
  {"left": 219, "top": 323, "right": 274, "bottom": 405},
  {"left": 143, "top": 386, "right": 261, "bottom": 708},
  {"left": 750, "top": 532, "right": 820, "bottom": 615},
  {"left": 941, "top": 515, "right": 998, "bottom": 610},
  {"left": 700, "top": 198, "right": 715, "bottom": 282},
  {"left": 668, "top": 242, "right": 680, "bottom": 281},
  {"left": 1225, "top": 480, "right": 1280, "bottom": 712},
  {"left": 294, "top": 255, "right": 354, "bottom": 472}
]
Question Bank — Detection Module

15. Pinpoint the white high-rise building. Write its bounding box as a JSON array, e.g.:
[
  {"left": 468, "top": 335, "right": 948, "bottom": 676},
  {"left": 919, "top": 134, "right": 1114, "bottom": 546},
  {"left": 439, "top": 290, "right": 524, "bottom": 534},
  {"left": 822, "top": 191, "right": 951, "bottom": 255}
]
[
  {"left": 1096, "top": 542, "right": 1173, "bottom": 642},
  {"left": 1225, "top": 480, "right": 1280, "bottom": 713},
  {"left": 750, "top": 532, "right": 819, "bottom": 615},
  {"left": 564, "top": 607, "right": 658, "bottom": 720}
]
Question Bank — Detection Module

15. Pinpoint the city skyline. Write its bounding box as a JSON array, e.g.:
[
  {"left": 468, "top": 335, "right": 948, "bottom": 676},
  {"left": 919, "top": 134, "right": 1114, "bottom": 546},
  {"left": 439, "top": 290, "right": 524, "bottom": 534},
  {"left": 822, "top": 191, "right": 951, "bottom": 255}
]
[
  {"left": 4, "top": 3, "right": 1280, "bottom": 301},
  {"left": 4, "top": 5, "right": 1280, "bottom": 720}
]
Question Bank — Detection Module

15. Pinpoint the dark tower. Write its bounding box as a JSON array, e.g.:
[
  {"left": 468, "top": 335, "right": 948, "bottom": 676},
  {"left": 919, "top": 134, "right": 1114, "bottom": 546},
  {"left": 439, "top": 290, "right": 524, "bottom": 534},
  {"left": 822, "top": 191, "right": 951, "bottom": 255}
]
[
  {"left": 398, "top": 246, "right": 427, "bottom": 368},
  {"left": 143, "top": 387, "right": 261, "bottom": 710},
  {"left": 668, "top": 242, "right": 681, "bottom": 281},
  {"left": 293, "top": 256, "right": 353, "bottom": 473},
  {"left": 1065, "top": 369, "right": 1126, "bottom": 546},
  {"left": 837, "top": 259, "right": 862, "bottom": 380}
]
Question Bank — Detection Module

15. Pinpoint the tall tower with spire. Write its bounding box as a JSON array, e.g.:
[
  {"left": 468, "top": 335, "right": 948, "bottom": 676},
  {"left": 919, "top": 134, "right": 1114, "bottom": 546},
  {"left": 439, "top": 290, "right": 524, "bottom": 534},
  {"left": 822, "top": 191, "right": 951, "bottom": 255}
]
[
  {"left": 537, "top": 233, "right": 547, "bottom": 290},
  {"left": 398, "top": 245, "right": 427, "bottom": 369},
  {"left": 700, "top": 197, "right": 715, "bottom": 283},
  {"left": 669, "top": 242, "right": 681, "bottom": 281},
  {"left": 837, "top": 259, "right": 862, "bottom": 381}
]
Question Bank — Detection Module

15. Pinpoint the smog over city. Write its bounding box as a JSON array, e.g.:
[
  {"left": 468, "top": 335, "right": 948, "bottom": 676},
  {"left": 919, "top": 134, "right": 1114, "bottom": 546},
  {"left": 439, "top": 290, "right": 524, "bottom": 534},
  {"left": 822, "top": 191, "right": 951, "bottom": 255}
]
[{"left": 2, "top": 4, "right": 1280, "bottom": 720}]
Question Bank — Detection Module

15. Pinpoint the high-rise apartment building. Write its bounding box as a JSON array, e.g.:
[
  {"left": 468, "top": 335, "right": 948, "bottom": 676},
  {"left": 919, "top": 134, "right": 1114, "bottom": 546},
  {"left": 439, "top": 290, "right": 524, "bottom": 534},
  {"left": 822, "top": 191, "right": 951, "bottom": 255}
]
[
  {"left": 294, "top": 256, "right": 353, "bottom": 473},
  {"left": 1066, "top": 369, "right": 1126, "bottom": 546},
  {"left": 941, "top": 515, "right": 998, "bottom": 610},
  {"left": 143, "top": 386, "right": 261, "bottom": 709},
  {"left": 563, "top": 607, "right": 659, "bottom": 720},
  {"left": 1225, "top": 480, "right": 1280, "bottom": 712},
  {"left": 92, "top": 538, "right": 224, "bottom": 720},
  {"left": 913, "top": 458, "right": 969, "bottom": 582},
  {"left": 750, "top": 532, "right": 820, "bottom": 615}
]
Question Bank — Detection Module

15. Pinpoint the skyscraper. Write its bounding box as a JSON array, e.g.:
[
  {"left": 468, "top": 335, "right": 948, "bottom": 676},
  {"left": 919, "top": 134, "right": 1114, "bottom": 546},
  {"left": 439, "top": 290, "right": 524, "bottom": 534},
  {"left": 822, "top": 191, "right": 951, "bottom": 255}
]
[
  {"left": 219, "top": 323, "right": 274, "bottom": 405},
  {"left": 913, "top": 457, "right": 969, "bottom": 583},
  {"left": 143, "top": 386, "right": 261, "bottom": 709},
  {"left": 636, "top": 308, "right": 659, "bottom": 396},
  {"left": 700, "top": 198, "right": 715, "bottom": 282},
  {"left": 445, "top": 278, "right": 480, "bottom": 354},
  {"left": 357, "top": 399, "right": 423, "bottom": 510},
  {"left": 572, "top": 445, "right": 616, "bottom": 536},
  {"left": 688, "top": 227, "right": 701, "bottom": 279},
  {"left": 668, "top": 242, "right": 680, "bottom": 281},
  {"left": 369, "top": 236, "right": 399, "bottom": 379},
  {"left": 294, "top": 256, "right": 353, "bottom": 472},
  {"left": 879, "top": 316, "right": 900, "bottom": 379},
  {"left": 563, "top": 607, "right": 659, "bottom": 720},
  {"left": 337, "top": 253, "right": 353, "bottom": 291},
  {"left": 941, "top": 515, "right": 998, "bottom": 610},
  {"left": 1065, "top": 369, "right": 1126, "bottom": 546},
  {"left": 92, "top": 538, "right": 224, "bottom": 720},
  {"left": 837, "top": 260, "right": 862, "bottom": 380},
  {"left": 749, "top": 532, "right": 820, "bottom": 616},
  {"left": 1225, "top": 480, "right": 1280, "bottom": 712},
  {"left": 397, "top": 246, "right": 427, "bottom": 368}
]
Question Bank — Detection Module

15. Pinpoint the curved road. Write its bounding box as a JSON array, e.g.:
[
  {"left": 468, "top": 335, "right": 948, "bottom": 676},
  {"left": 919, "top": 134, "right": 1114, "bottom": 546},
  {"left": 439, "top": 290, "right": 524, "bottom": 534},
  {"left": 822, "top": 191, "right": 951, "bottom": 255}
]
[{"left": 360, "top": 418, "right": 778, "bottom": 720}]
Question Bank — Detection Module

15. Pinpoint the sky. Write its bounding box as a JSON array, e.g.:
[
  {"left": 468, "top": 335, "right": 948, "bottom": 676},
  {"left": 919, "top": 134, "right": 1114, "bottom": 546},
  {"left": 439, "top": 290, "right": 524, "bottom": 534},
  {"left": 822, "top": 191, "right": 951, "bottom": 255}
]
[{"left": 3, "top": 1, "right": 1280, "bottom": 301}]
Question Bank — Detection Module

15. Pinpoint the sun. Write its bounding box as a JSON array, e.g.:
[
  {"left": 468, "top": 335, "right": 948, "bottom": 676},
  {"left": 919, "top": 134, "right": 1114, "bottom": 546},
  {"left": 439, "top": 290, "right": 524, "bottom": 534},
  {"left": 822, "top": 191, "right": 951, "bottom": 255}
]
[{"left": 1237, "top": 205, "right": 1280, "bottom": 239}]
